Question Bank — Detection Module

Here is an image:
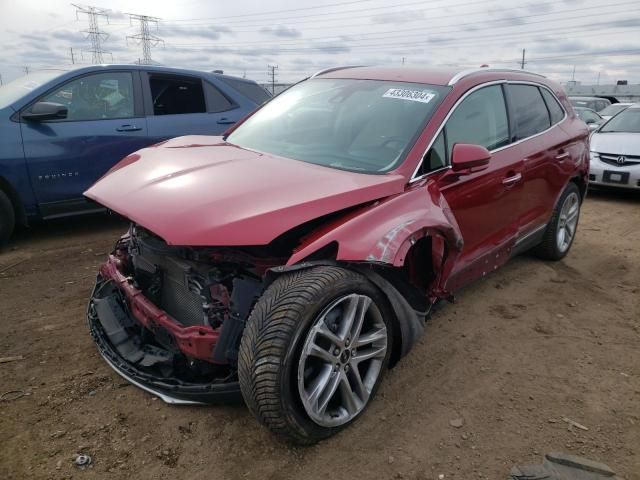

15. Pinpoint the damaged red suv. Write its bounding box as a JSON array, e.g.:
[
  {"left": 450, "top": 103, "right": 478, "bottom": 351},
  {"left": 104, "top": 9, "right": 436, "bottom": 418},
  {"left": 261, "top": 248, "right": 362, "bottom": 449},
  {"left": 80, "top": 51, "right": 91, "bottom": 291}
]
[{"left": 85, "top": 66, "right": 589, "bottom": 444}]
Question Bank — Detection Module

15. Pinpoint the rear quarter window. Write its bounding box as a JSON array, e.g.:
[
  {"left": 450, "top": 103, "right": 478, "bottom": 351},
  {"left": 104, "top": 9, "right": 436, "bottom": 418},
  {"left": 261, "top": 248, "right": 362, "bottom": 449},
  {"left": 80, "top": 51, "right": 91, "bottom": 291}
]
[
  {"left": 509, "top": 84, "right": 551, "bottom": 139},
  {"left": 540, "top": 88, "right": 565, "bottom": 125},
  {"left": 220, "top": 77, "right": 271, "bottom": 105}
]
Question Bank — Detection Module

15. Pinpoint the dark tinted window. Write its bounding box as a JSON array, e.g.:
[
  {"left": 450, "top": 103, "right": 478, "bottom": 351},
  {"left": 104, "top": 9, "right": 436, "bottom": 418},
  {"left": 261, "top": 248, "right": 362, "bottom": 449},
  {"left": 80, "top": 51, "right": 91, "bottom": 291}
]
[
  {"left": 40, "top": 72, "right": 134, "bottom": 121},
  {"left": 220, "top": 77, "right": 271, "bottom": 104},
  {"left": 509, "top": 85, "right": 551, "bottom": 139},
  {"left": 446, "top": 85, "right": 509, "bottom": 151},
  {"left": 421, "top": 131, "right": 447, "bottom": 175},
  {"left": 149, "top": 75, "right": 206, "bottom": 115},
  {"left": 540, "top": 88, "right": 565, "bottom": 125}
]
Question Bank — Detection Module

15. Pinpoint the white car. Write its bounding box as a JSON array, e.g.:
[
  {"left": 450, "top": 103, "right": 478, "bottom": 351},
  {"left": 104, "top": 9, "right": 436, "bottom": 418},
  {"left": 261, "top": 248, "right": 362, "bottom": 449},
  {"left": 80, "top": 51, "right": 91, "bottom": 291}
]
[
  {"left": 589, "top": 104, "right": 640, "bottom": 190},
  {"left": 599, "top": 102, "right": 633, "bottom": 121}
]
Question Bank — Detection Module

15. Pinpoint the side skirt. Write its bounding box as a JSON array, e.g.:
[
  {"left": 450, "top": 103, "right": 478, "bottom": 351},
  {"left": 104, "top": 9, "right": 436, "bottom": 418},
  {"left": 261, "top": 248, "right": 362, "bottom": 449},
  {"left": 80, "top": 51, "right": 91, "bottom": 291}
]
[{"left": 511, "top": 223, "right": 548, "bottom": 257}]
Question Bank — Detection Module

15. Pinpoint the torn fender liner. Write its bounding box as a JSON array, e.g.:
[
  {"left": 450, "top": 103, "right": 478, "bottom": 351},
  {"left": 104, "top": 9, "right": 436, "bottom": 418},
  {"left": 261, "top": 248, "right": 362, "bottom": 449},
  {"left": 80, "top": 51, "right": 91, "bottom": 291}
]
[
  {"left": 88, "top": 280, "right": 241, "bottom": 404},
  {"left": 353, "top": 266, "right": 427, "bottom": 362},
  {"left": 511, "top": 452, "right": 619, "bottom": 480}
]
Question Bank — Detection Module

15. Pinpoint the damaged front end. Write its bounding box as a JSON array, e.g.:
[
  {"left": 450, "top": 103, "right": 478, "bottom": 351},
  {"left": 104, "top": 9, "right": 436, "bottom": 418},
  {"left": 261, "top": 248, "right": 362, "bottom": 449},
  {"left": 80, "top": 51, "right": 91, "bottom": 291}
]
[{"left": 87, "top": 225, "right": 279, "bottom": 404}]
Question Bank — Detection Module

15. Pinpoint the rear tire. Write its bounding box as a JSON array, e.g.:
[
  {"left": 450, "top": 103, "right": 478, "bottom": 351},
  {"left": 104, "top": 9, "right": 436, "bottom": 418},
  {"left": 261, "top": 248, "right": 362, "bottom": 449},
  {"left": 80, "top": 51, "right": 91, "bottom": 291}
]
[
  {"left": 238, "top": 266, "right": 393, "bottom": 445},
  {"left": 535, "top": 182, "right": 581, "bottom": 260},
  {"left": 0, "top": 189, "right": 15, "bottom": 248}
]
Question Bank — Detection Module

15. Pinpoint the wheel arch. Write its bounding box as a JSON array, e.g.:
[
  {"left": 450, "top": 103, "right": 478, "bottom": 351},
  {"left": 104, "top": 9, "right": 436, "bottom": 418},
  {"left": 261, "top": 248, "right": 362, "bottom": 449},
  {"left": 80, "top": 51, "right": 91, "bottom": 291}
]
[{"left": 0, "top": 176, "right": 27, "bottom": 226}]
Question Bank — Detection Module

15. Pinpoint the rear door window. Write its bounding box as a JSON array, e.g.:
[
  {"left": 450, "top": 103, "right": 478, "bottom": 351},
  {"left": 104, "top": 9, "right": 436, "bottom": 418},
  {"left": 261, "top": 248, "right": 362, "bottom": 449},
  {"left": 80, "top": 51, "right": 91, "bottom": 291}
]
[
  {"left": 508, "top": 84, "right": 551, "bottom": 139},
  {"left": 149, "top": 75, "right": 206, "bottom": 115},
  {"left": 540, "top": 89, "right": 565, "bottom": 125}
]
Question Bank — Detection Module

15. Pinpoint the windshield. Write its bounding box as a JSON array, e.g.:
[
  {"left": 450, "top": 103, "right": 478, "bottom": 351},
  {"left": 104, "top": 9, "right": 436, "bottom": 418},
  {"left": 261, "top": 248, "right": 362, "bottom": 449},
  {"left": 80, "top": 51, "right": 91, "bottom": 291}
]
[
  {"left": 599, "top": 108, "right": 640, "bottom": 133},
  {"left": 0, "top": 70, "right": 65, "bottom": 109},
  {"left": 226, "top": 78, "right": 449, "bottom": 173},
  {"left": 599, "top": 104, "right": 630, "bottom": 116}
]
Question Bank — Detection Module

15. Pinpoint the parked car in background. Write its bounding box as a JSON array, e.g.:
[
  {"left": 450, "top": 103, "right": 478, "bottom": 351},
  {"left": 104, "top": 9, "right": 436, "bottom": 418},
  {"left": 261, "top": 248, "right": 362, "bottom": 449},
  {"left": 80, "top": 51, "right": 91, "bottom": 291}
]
[
  {"left": 0, "top": 64, "right": 270, "bottom": 245},
  {"left": 598, "top": 102, "right": 633, "bottom": 121},
  {"left": 569, "top": 96, "right": 611, "bottom": 113},
  {"left": 574, "top": 106, "right": 604, "bottom": 131},
  {"left": 85, "top": 66, "right": 588, "bottom": 444},
  {"left": 589, "top": 103, "right": 640, "bottom": 190}
]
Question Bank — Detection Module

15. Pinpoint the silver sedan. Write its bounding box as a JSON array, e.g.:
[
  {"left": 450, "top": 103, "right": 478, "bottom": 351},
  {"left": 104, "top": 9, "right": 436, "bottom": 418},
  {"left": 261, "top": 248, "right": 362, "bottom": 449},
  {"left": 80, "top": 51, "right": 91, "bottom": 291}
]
[{"left": 589, "top": 104, "right": 640, "bottom": 190}]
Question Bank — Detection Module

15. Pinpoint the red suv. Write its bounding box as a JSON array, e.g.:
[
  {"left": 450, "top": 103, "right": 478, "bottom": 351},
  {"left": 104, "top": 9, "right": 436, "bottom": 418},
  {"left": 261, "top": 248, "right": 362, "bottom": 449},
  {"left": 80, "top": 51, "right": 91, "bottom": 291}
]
[{"left": 85, "top": 66, "right": 589, "bottom": 444}]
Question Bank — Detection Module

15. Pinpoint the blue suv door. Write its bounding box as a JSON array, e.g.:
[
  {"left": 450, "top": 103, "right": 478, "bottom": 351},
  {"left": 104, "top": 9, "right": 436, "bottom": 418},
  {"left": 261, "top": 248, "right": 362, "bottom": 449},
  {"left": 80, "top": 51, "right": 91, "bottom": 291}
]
[
  {"left": 19, "top": 70, "right": 149, "bottom": 216},
  {"left": 141, "top": 71, "right": 243, "bottom": 141}
]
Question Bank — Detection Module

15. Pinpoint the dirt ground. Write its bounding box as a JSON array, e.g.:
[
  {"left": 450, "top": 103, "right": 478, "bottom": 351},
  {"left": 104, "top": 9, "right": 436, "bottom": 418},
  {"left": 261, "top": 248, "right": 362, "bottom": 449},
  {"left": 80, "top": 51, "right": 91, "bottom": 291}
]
[{"left": 0, "top": 190, "right": 638, "bottom": 480}]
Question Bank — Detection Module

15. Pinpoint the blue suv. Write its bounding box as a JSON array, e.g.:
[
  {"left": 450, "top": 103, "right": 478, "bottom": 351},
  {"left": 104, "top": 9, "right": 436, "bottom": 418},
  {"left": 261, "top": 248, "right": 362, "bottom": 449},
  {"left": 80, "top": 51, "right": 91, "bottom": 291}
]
[{"left": 0, "top": 64, "right": 271, "bottom": 245}]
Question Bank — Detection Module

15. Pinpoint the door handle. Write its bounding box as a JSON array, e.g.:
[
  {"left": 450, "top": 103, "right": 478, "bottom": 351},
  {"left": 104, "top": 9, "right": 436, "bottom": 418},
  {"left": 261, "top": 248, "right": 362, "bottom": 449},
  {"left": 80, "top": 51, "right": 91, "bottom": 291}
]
[
  {"left": 116, "top": 125, "right": 142, "bottom": 132},
  {"left": 216, "top": 118, "right": 236, "bottom": 125},
  {"left": 555, "top": 152, "right": 570, "bottom": 160},
  {"left": 502, "top": 172, "right": 522, "bottom": 186}
]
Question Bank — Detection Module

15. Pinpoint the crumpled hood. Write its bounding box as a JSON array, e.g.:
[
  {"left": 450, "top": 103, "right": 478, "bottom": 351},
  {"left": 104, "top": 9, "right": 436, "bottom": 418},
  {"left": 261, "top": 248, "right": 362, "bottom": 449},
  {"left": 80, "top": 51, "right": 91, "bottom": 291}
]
[
  {"left": 590, "top": 131, "right": 640, "bottom": 156},
  {"left": 85, "top": 136, "right": 407, "bottom": 246}
]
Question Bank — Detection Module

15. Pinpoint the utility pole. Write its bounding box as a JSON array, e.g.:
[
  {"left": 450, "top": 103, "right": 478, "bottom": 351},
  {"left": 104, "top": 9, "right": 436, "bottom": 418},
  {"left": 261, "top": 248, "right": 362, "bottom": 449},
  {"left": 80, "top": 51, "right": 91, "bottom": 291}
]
[
  {"left": 520, "top": 49, "right": 526, "bottom": 69},
  {"left": 597, "top": 71, "right": 601, "bottom": 85},
  {"left": 268, "top": 64, "right": 278, "bottom": 95},
  {"left": 402, "top": 57, "right": 406, "bottom": 65},
  {"left": 126, "top": 13, "right": 163, "bottom": 65},
  {"left": 72, "top": 4, "right": 110, "bottom": 64},
  {"left": 70, "top": 47, "right": 76, "bottom": 64},
  {"left": 23, "top": 66, "right": 30, "bottom": 75},
  {"left": 571, "top": 65, "right": 576, "bottom": 81}
]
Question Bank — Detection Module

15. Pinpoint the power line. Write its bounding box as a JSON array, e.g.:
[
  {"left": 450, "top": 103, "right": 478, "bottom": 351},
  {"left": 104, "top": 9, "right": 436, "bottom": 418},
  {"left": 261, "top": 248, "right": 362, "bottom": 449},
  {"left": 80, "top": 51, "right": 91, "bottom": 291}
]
[
  {"left": 72, "top": 3, "right": 110, "bottom": 64},
  {"left": 165, "top": 19, "right": 640, "bottom": 54},
  {"left": 126, "top": 13, "right": 164, "bottom": 65},
  {"left": 169, "top": 0, "right": 378, "bottom": 22},
  {"left": 164, "top": 3, "right": 640, "bottom": 48}
]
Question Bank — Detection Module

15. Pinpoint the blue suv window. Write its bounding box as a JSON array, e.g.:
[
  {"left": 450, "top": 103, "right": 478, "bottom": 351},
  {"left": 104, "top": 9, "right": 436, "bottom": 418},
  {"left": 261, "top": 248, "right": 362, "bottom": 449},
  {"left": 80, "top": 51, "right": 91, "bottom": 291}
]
[
  {"left": 150, "top": 75, "right": 208, "bottom": 115},
  {"left": 39, "top": 72, "right": 134, "bottom": 121}
]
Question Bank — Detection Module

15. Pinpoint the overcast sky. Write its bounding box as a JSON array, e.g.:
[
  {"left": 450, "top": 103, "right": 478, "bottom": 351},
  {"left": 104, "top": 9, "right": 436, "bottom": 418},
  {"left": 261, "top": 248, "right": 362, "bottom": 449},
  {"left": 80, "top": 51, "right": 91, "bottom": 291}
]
[{"left": 1, "top": 0, "right": 640, "bottom": 85}]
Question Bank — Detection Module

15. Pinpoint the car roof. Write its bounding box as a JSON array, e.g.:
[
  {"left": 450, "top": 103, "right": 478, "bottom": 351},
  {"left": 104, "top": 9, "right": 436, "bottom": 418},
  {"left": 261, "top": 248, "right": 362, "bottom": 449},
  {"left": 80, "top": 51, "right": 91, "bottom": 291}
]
[
  {"left": 315, "top": 65, "right": 547, "bottom": 86},
  {"left": 34, "top": 64, "right": 254, "bottom": 84},
  {"left": 568, "top": 96, "right": 608, "bottom": 101}
]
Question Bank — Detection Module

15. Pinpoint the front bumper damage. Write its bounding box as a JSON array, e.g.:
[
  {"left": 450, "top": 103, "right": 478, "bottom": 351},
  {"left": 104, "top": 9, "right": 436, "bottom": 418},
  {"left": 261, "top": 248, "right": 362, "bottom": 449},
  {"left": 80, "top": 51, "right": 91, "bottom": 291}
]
[{"left": 87, "top": 256, "right": 242, "bottom": 404}]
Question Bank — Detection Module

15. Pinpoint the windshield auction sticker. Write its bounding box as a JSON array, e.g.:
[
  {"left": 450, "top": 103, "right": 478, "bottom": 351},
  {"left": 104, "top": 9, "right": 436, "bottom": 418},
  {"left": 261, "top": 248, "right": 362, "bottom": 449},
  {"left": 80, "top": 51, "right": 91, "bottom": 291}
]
[{"left": 383, "top": 88, "right": 436, "bottom": 103}]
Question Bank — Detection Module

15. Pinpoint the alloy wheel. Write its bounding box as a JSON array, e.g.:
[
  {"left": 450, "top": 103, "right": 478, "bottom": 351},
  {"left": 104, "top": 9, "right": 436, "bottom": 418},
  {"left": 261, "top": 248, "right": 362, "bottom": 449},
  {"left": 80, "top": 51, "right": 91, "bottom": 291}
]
[
  {"left": 297, "top": 294, "right": 388, "bottom": 427},
  {"left": 556, "top": 192, "right": 580, "bottom": 253}
]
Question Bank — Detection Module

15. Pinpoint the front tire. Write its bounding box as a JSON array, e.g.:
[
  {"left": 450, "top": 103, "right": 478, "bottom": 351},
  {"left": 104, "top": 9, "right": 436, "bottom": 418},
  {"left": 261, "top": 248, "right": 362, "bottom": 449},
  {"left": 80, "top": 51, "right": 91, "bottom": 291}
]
[
  {"left": 0, "top": 189, "right": 15, "bottom": 248},
  {"left": 238, "top": 266, "right": 392, "bottom": 445},
  {"left": 535, "top": 182, "right": 581, "bottom": 260}
]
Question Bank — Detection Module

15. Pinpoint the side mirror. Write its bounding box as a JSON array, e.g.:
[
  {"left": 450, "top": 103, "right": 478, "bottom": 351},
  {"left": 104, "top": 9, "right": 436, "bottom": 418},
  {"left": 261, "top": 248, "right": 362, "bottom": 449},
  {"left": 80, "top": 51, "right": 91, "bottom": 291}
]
[
  {"left": 22, "top": 102, "right": 68, "bottom": 121},
  {"left": 588, "top": 122, "right": 599, "bottom": 131},
  {"left": 451, "top": 143, "right": 491, "bottom": 173},
  {"left": 585, "top": 118, "right": 595, "bottom": 124}
]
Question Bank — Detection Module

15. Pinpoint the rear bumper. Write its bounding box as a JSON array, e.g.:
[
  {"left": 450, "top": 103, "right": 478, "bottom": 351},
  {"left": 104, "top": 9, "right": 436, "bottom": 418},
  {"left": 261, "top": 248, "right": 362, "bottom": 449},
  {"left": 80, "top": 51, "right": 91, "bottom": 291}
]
[{"left": 87, "top": 278, "right": 241, "bottom": 404}]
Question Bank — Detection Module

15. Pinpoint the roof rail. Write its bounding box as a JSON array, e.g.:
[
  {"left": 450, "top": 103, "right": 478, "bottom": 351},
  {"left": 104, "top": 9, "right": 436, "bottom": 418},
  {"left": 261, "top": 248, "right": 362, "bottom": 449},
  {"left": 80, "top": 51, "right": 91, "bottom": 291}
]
[
  {"left": 310, "top": 65, "right": 366, "bottom": 78},
  {"left": 448, "top": 67, "right": 546, "bottom": 86}
]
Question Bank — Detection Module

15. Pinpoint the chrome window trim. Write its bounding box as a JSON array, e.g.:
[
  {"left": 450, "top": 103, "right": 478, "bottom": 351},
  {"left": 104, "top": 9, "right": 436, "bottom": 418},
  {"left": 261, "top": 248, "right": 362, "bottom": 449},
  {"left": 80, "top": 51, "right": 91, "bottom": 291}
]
[
  {"left": 410, "top": 80, "right": 568, "bottom": 183},
  {"left": 447, "top": 67, "right": 546, "bottom": 86}
]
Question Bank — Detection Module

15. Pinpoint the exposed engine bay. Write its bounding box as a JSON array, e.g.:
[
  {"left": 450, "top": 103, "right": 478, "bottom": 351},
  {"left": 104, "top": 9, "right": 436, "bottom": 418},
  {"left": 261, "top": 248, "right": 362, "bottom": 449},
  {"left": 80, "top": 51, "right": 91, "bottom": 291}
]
[{"left": 87, "top": 225, "right": 281, "bottom": 403}]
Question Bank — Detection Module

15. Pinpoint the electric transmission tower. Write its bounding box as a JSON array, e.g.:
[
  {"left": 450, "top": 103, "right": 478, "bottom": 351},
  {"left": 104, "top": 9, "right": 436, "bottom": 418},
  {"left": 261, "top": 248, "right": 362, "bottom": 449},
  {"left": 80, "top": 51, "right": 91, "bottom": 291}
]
[
  {"left": 127, "top": 13, "right": 163, "bottom": 65},
  {"left": 72, "top": 4, "right": 110, "bottom": 64}
]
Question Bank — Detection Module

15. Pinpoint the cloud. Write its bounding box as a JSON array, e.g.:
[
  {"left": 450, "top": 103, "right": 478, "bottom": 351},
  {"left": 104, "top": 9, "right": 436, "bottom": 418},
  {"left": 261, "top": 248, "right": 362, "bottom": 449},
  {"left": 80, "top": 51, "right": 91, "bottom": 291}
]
[
  {"left": 370, "top": 11, "right": 425, "bottom": 24},
  {"left": 51, "top": 30, "right": 86, "bottom": 42},
  {"left": 160, "top": 24, "right": 233, "bottom": 40},
  {"left": 259, "top": 25, "right": 301, "bottom": 38}
]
